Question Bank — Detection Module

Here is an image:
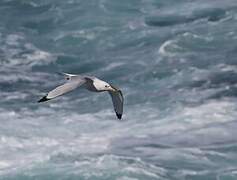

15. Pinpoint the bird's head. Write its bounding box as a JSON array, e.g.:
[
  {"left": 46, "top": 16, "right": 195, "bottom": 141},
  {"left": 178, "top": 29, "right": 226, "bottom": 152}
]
[
  {"left": 104, "top": 83, "right": 117, "bottom": 92},
  {"left": 93, "top": 78, "right": 117, "bottom": 92}
]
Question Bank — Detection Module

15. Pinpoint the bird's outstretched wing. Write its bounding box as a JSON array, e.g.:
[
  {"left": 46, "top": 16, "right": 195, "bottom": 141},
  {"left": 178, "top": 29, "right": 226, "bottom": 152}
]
[
  {"left": 109, "top": 89, "right": 124, "bottom": 119},
  {"left": 38, "top": 73, "right": 86, "bottom": 102}
]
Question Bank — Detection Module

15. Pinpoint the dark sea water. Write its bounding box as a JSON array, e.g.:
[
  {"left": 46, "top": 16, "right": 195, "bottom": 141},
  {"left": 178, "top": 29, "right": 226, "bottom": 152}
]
[{"left": 1, "top": 0, "right": 237, "bottom": 179}]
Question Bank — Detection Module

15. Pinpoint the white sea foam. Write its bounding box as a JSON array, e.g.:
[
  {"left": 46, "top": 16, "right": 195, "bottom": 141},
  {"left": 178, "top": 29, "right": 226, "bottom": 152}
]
[
  {"left": 158, "top": 40, "right": 177, "bottom": 57},
  {"left": 0, "top": 34, "right": 56, "bottom": 68},
  {"left": 0, "top": 161, "right": 11, "bottom": 169},
  {"left": 182, "top": 100, "right": 232, "bottom": 125},
  {"left": 0, "top": 106, "right": 115, "bottom": 175},
  {"left": 101, "top": 98, "right": 237, "bottom": 151},
  {"left": 54, "top": 29, "right": 97, "bottom": 41},
  {"left": 182, "top": 32, "right": 213, "bottom": 42},
  {"left": 117, "top": 177, "right": 138, "bottom": 180},
  {"left": 158, "top": 31, "right": 215, "bottom": 59},
  {"left": 1, "top": 92, "right": 28, "bottom": 101},
  {"left": 216, "top": 64, "right": 237, "bottom": 73},
  {"left": 5, "top": 34, "right": 23, "bottom": 46},
  {"left": 0, "top": 71, "right": 51, "bottom": 86},
  {"left": 102, "top": 62, "right": 125, "bottom": 71},
  {"left": 124, "top": 166, "right": 160, "bottom": 178},
  {"left": 73, "top": 155, "right": 166, "bottom": 179}
]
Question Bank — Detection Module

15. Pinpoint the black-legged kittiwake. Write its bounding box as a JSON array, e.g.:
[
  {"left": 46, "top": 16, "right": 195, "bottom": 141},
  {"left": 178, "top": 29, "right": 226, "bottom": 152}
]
[{"left": 38, "top": 73, "right": 124, "bottom": 119}]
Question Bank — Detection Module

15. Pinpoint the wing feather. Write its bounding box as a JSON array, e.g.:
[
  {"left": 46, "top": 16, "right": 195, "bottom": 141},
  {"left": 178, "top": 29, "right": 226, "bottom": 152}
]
[
  {"left": 109, "top": 90, "right": 124, "bottom": 119},
  {"left": 38, "top": 75, "right": 86, "bottom": 102},
  {"left": 47, "top": 81, "right": 81, "bottom": 99}
]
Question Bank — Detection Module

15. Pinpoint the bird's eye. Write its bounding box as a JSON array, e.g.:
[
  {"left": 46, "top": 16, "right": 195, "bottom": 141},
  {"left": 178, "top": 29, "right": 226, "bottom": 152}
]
[{"left": 105, "top": 85, "right": 109, "bottom": 88}]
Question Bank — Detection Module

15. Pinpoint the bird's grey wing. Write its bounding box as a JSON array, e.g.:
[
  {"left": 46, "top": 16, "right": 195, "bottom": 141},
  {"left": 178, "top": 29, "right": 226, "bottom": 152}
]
[
  {"left": 109, "top": 90, "right": 124, "bottom": 119},
  {"left": 38, "top": 76, "right": 86, "bottom": 102}
]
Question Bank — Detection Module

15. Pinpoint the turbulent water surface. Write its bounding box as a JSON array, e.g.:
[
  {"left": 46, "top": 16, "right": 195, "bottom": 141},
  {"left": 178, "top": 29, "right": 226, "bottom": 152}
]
[{"left": 1, "top": 0, "right": 237, "bottom": 179}]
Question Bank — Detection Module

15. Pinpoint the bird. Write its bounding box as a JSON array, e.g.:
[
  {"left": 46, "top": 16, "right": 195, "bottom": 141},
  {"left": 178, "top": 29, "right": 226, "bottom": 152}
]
[{"left": 38, "top": 73, "right": 124, "bottom": 119}]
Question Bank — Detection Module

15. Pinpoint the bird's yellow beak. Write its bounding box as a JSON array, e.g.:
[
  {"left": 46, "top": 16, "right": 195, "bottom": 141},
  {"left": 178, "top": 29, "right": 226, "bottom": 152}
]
[{"left": 110, "top": 85, "right": 118, "bottom": 92}]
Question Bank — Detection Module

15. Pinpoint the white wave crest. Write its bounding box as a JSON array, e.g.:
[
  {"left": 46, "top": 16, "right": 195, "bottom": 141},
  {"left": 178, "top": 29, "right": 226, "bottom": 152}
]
[{"left": 0, "top": 34, "right": 56, "bottom": 68}]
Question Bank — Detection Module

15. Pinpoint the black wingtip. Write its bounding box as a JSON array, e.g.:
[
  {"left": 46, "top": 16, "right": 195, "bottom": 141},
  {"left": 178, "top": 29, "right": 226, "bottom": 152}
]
[
  {"left": 38, "top": 96, "right": 50, "bottom": 103},
  {"left": 116, "top": 113, "right": 122, "bottom": 120}
]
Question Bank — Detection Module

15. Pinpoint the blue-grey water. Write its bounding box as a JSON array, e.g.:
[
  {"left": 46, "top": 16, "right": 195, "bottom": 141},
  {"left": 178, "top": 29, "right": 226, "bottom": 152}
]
[{"left": 1, "top": 0, "right": 237, "bottom": 179}]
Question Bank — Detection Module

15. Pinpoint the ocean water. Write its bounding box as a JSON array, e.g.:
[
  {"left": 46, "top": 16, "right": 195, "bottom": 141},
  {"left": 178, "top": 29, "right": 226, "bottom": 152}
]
[{"left": 1, "top": 0, "right": 237, "bottom": 179}]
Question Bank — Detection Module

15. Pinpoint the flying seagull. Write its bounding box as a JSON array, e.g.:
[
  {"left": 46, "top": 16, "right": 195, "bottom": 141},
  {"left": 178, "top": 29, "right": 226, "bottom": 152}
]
[{"left": 38, "top": 73, "right": 124, "bottom": 119}]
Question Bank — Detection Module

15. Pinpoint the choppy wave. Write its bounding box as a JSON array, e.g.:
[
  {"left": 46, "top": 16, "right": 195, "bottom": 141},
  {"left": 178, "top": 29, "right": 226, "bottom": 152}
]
[{"left": 1, "top": 0, "right": 237, "bottom": 179}]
